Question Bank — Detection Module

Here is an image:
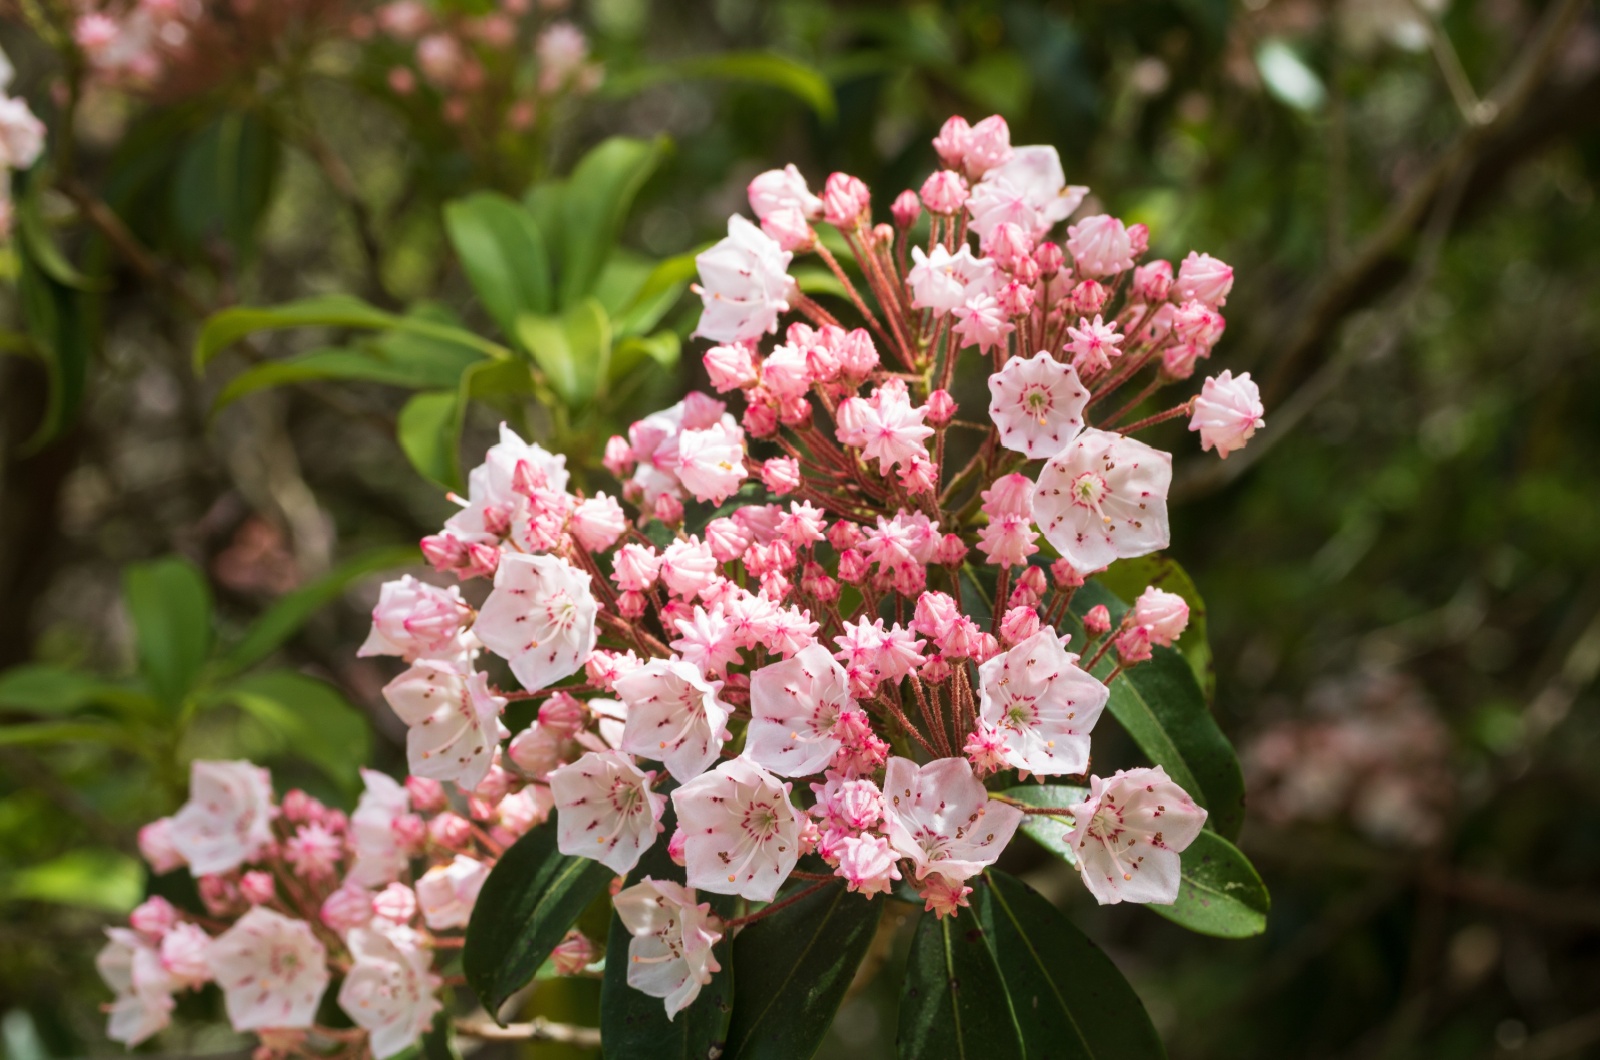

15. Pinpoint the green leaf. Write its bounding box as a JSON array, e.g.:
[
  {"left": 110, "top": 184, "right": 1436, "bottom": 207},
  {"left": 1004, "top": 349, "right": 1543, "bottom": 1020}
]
[
  {"left": 999, "top": 784, "right": 1087, "bottom": 865},
  {"left": 420, "top": 1000, "right": 462, "bottom": 1060},
  {"left": 609, "top": 252, "right": 696, "bottom": 338},
  {"left": 0, "top": 665, "right": 143, "bottom": 718},
  {"left": 973, "top": 870, "right": 1166, "bottom": 1060},
  {"left": 608, "top": 52, "right": 837, "bottom": 121},
  {"left": 397, "top": 390, "right": 462, "bottom": 491},
  {"left": 557, "top": 137, "right": 669, "bottom": 307},
  {"left": 898, "top": 903, "right": 1025, "bottom": 1059},
  {"left": 463, "top": 815, "right": 616, "bottom": 1016},
  {"left": 444, "top": 192, "right": 553, "bottom": 335},
  {"left": 211, "top": 342, "right": 483, "bottom": 412},
  {"left": 194, "top": 295, "right": 508, "bottom": 373},
  {"left": 123, "top": 558, "right": 214, "bottom": 711},
  {"left": 515, "top": 299, "right": 612, "bottom": 407},
  {"left": 171, "top": 111, "right": 280, "bottom": 257},
  {"left": 600, "top": 793, "right": 734, "bottom": 1057},
  {"left": 15, "top": 224, "right": 94, "bottom": 451},
  {"left": 213, "top": 671, "right": 371, "bottom": 790},
  {"left": 1147, "top": 831, "right": 1270, "bottom": 939},
  {"left": 1072, "top": 582, "right": 1246, "bottom": 839},
  {"left": 16, "top": 180, "right": 104, "bottom": 291},
  {"left": 218, "top": 545, "right": 419, "bottom": 676},
  {"left": 722, "top": 882, "right": 883, "bottom": 1059},
  {"left": 0, "top": 849, "right": 143, "bottom": 913},
  {"left": 0, "top": 720, "right": 129, "bottom": 748},
  {"left": 1097, "top": 555, "right": 1213, "bottom": 700},
  {"left": 610, "top": 333, "right": 680, "bottom": 386}
]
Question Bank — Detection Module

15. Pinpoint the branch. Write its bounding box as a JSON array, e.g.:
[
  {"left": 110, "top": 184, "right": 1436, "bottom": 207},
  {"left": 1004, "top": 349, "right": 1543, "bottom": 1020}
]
[{"left": 453, "top": 1018, "right": 602, "bottom": 1048}]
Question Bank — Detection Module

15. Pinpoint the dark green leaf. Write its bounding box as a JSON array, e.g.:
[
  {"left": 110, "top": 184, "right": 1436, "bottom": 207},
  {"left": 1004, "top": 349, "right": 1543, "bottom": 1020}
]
[
  {"left": 213, "top": 671, "right": 371, "bottom": 790},
  {"left": 1147, "top": 831, "right": 1270, "bottom": 939},
  {"left": 463, "top": 815, "right": 616, "bottom": 1016},
  {"left": 15, "top": 223, "right": 94, "bottom": 451},
  {"left": 973, "top": 870, "right": 1166, "bottom": 1060},
  {"left": 898, "top": 903, "right": 1025, "bottom": 1059},
  {"left": 420, "top": 994, "right": 462, "bottom": 1060},
  {"left": 123, "top": 558, "right": 213, "bottom": 710},
  {"left": 211, "top": 342, "right": 482, "bottom": 412},
  {"left": 0, "top": 665, "right": 146, "bottom": 718},
  {"left": 557, "top": 137, "right": 669, "bottom": 307},
  {"left": 171, "top": 112, "right": 280, "bottom": 258},
  {"left": 1000, "top": 784, "right": 1088, "bottom": 865},
  {"left": 607, "top": 52, "right": 836, "bottom": 121},
  {"left": 723, "top": 882, "right": 883, "bottom": 1060},
  {"left": 397, "top": 390, "right": 462, "bottom": 491},
  {"left": 16, "top": 180, "right": 104, "bottom": 291},
  {"left": 1098, "top": 555, "right": 1214, "bottom": 700},
  {"left": 0, "top": 720, "right": 130, "bottom": 748},
  {"left": 444, "top": 192, "right": 553, "bottom": 334},
  {"left": 218, "top": 545, "right": 419, "bottom": 676}
]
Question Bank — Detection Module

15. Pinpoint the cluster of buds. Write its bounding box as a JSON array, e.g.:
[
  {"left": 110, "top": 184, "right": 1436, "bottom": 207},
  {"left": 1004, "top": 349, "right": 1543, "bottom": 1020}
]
[
  {"left": 72, "top": 0, "right": 207, "bottom": 89},
  {"left": 338, "top": 113, "right": 1261, "bottom": 1020},
  {"left": 355, "top": 0, "right": 601, "bottom": 131},
  {"left": 100, "top": 759, "right": 572, "bottom": 1054}
]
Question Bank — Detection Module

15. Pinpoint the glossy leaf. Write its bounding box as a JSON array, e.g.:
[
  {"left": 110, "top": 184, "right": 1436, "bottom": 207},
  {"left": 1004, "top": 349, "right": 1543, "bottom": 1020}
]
[
  {"left": 608, "top": 52, "right": 837, "bottom": 121},
  {"left": 1073, "top": 582, "right": 1246, "bottom": 839},
  {"left": 1097, "top": 554, "right": 1213, "bottom": 700},
  {"left": 123, "top": 558, "right": 213, "bottom": 711},
  {"left": 898, "top": 903, "right": 1025, "bottom": 1059},
  {"left": 16, "top": 180, "right": 103, "bottom": 291},
  {"left": 610, "top": 252, "right": 696, "bottom": 338},
  {"left": 999, "top": 784, "right": 1087, "bottom": 865},
  {"left": 973, "top": 870, "right": 1166, "bottom": 1060},
  {"left": 171, "top": 112, "right": 280, "bottom": 258},
  {"left": 444, "top": 191, "right": 553, "bottom": 335},
  {"left": 217, "top": 545, "right": 419, "bottom": 676},
  {"left": 1147, "top": 831, "right": 1270, "bottom": 939},
  {"left": 515, "top": 299, "right": 612, "bottom": 407},
  {"left": 557, "top": 137, "right": 669, "bottom": 307},
  {"left": 215, "top": 671, "right": 371, "bottom": 790},
  {"left": 722, "top": 881, "right": 883, "bottom": 1060},
  {"left": 397, "top": 390, "right": 462, "bottom": 491},
  {"left": 463, "top": 815, "right": 615, "bottom": 1017},
  {"left": 211, "top": 343, "right": 482, "bottom": 412},
  {"left": 15, "top": 231, "right": 93, "bottom": 451}
]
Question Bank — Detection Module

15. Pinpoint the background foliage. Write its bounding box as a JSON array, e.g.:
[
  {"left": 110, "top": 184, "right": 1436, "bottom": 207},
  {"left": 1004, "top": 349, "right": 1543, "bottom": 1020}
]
[{"left": 2, "top": 0, "right": 1599, "bottom": 1057}]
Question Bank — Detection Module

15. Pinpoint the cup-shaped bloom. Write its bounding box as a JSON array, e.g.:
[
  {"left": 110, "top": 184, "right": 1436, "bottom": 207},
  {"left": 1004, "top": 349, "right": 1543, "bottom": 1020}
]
[
  {"left": 415, "top": 854, "right": 490, "bottom": 930},
  {"left": 1034, "top": 428, "right": 1172, "bottom": 571},
  {"left": 548, "top": 750, "right": 666, "bottom": 874},
  {"left": 337, "top": 924, "right": 441, "bottom": 1059},
  {"left": 614, "top": 878, "right": 723, "bottom": 1020},
  {"left": 1063, "top": 766, "right": 1208, "bottom": 905},
  {"left": 976, "top": 628, "right": 1107, "bottom": 776},
  {"left": 987, "top": 351, "right": 1089, "bottom": 459},
  {"left": 882, "top": 757, "right": 1024, "bottom": 881},
  {"left": 673, "top": 758, "right": 802, "bottom": 901},
  {"left": 747, "top": 164, "right": 822, "bottom": 222},
  {"left": 1189, "top": 370, "right": 1265, "bottom": 460},
  {"left": 966, "top": 145, "right": 1086, "bottom": 241},
  {"left": 208, "top": 908, "right": 330, "bottom": 1031},
  {"left": 169, "top": 760, "right": 276, "bottom": 876},
  {"left": 475, "top": 553, "right": 598, "bottom": 692},
  {"left": 382, "top": 662, "right": 508, "bottom": 792},
  {"left": 97, "top": 928, "right": 177, "bottom": 1046},
  {"left": 616, "top": 658, "right": 732, "bottom": 782},
  {"left": 1132, "top": 587, "right": 1190, "bottom": 646},
  {"left": 692, "top": 215, "right": 795, "bottom": 344},
  {"left": 348, "top": 769, "right": 411, "bottom": 888},
  {"left": 746, "top": 644, "right": 864, "bottom": 777}
]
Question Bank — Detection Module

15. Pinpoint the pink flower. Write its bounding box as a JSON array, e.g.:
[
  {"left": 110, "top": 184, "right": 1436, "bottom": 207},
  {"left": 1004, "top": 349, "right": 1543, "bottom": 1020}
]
[
  {"left": 692, "top": 215, "right": 795, "bottom": 344},
  {"left": 158, "top": 923, "right": 211, "bottom": 987},
  {"left": 987, "top": 351, "right": 1090, "bottom": 459},
  {"left": 415, "top": 854, "right": 489, "bottom": 929},
  {"left": 285, "top": 823, "right": 343, "bottom": 881},
  {"left": 835, "top": 834, "right": 902, "bottom": 897},
  {"left": 475, "top": 553, "right": 598, "bottom": 692},
  {"left": 906, "top": 245, "right": 997, "bottom": 314},
  {"left": 747, "top": 164, "right": 822, "bottom": 222},
  {"left": 920, "top": 170, "right": 969, "bottom": 214},
  {"left": 967, "top": 145, "right": 1086, "bottom": 241},
  {"left": 337, "top": 924, "right": 441, "bottom": 1059},
  {"left": 659, "top": 536, "right": 719, "bottom": 599},
  {"left": 835, "top": 385, "right": 934, "bottom": 473},
  {"left": 382, "top": 663, "right": 508, "bottom": 792},
  {"left": 1189, "top": 370, "right": 1264, "bottom": 459},
  {"left": 822, "top": 172, "right": 870, "bottom": 227},
  {"left": 616, "top": 658, "right": 732, "bottom": 782},
  {"left": 917, "top": 874, "right": 974, "bottom": 919},
  {"left": 952, "top": 294, "right": 1015, "bottom": 353},
  {"left": 1065, "top": 214, "right": 1135, "bottom": 277},
  {"left": 613, "top": 878, "right": 723, "bottom": 1019},
  {"left": 1176, "top": 251, "right": 1234, "bottom": 307},
  {"left": 96, "top": 928, "right": 176, "bottom": 1046},
  {"left": 371, "top": 882, "right": 417, "bottom": 924},
  {"left": 169, "top": 760, "right": 276, "bottom": 876},
  {"left": 673, "top": 757, "right": 802, "bottom": 901},
  {"left": 1133, "top": 587, "right": 1190, "bottom": 646},
  {"left": 746, "top": 644, "right": 864, "bottom": 776},
  {"left": 570, "top": 493, "right": 626, "bottom": 551},
  {"left": 1033, "top": 428, "right": 1172, "bottom": 571},
  {"left": 671, "top": 606, "right": 742, "bottom": 676},
  {"left": 975, "top": 628, "right": 1108, "bottom": 775},
  {"left": 208, "top": 908, "right": 329, "bottom": 1030},
  {"left": 358, "top": 576, "right": 472, "bottom": 663},
  {"left": 551, "top": 930, "right": 596, "bottom": 976},
  {"left": 549, "top": 750, "right": 666, "bottom": 874},
  {"left": 1064, "top": 766, "right": 1208, "bottom": 905},
  {"left": 672, "top": 421, "right": 747, "bottom": 505},
  {"left": 1066, "top": 315, "right": 1124, "bottom": 376},
  {"left": 348, "top": 770, "right": 410, "bottom": 888},
  {"left": 138, "top": 818, "right": 185, "bottom": 874},
  {"left": 881, "top": 757, "right": 1024, "bottom": 881},
  {"left": 704, "top": 343, "right": 759, "bottom": 391}
]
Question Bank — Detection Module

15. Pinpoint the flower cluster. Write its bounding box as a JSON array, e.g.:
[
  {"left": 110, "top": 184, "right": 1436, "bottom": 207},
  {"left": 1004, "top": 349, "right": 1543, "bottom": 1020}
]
[
  {"left": 0, "top": 53, "right": 45, "bottom": 237},
  {"left": 99, "top": 760, "right": 564, "bottom": 1053},
  {"left": 362, "top": 113, "right": 1256, "bottom": 1018}
]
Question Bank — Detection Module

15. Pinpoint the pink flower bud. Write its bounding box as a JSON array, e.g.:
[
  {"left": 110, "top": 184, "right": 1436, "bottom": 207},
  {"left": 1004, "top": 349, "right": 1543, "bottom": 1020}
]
[
  {"left": 891, "top": 190, "right": 921, "bottom": 228},
  {"left": 468, "top": 795, "right": 496, "bottom": 822},
  {"left": 925, "top": 389, "right": 956, "bottom": 426},
  {"left": 603, "top": 434, "right": 634, "bottom": 477},
  {"left": 1034, "top": 241, "right": 1065, "bottom": 276},
  {"left": 919, "top": 654, "right": 952, "bottom": 683},
  {"left": 762, "top": 206, "right": 814, "bottom": 251},
  {"left": 963, "top": 115, "right": 1013, "bottom": 177},
  {"left": 158, "top": 923, "right": 211, "bottom": 985},
  {"left": 138, "top": 818, "right": 186, "bottom": 874},
  {"left": 1051, "top": 558, "right": 1087, "bottom": 589},
  {"left": 239, "top": 870, "right": 277, "bottom": 905},
  {"left": 986, "top": 222, "right": 1033, "bottom": 270},
  {"left": 1115, "top": 624, "right": 1154, "bottom": 664},
  {"left": 1133, "top": 587, "right": 1190, "bottom": 646},
  {"left": 1070, "top": 280, "right": 1108, "bottom": 316},
  {"left": 1162, "top": 342, "right": 1205, "bottom": 380},
  {"left": 538, "top": 692, "right": 587, "bottom": 737},
  {"left": 1127, "top": 222, "right": 1151, "bottom": 257},
  {"left": 321, "top": 883, "right": 373, "bottom": 934},
  {"left": 837, "top": 548, "right": 869, "bottom": 583},
  {"left": 419, "top": 531, "right": 467, "bottom": 573},
  {"left": 704, "top": 343, "right": 758, "bottom": 392},
  {"left": 388, "top": 67, "right": 417, "bottom": 95},
  {"left": 827, "top": 519, "right": 862, "bottom": 551},
  {"left": 762, "top": 456, "right": 802, "bottom": 496},
  {"left": 912, "top": 591, "right": 960, "bottom": 641},
  {"left": 1084, "top": 604, "right": 1112, "bottom": 636},
  {"left": 74, "top": 14, "right": 119, "bottom": 53},
  {"left": 461, "top": 541, "right": 500, "bottom": 579},
  {"left": 429, "top": 812, "right": 473, "bottom": 850},
  {"left": 130, "top": 896, "right": 178, "bottom": 938},
  {"left": 198, "top": 874, "right": 240, "bottom": 917},
  {"left": 550, "top": 930, "right": 594, "bottom": 975},
  {"left": 899, "top": 455, "right": 937, "bottom": 495},
  {"left": 999, "top": 606, "right": 1041, "bottom": 646},
  {"left": 1176, "top": 251, "right": 1234, "bottom": 308},
  {"left": 281, "top": 789, "right": 316, "bottom": 823},
  {"left": 1066, "top": 214, "right": 1134, "bottom": 277},
  {"left": 668, "top": 828, "right": 688, "bottom": 867},
  {"left": 935, "top": 533, "right": 969, "bottom": 567},
  {"left": 997, "top": 280, "right": 1035, "bottom": 318},
  {"left": 391, "top": 813, "right": 427, "bottom": 852},
  {"left": 932, "top": 115, "right": 972, "bottom": 169},
  {"left": 822, "top": 172, "right": 870, "bottom": 227},
  {"left": 836, "top": 328, "right": 880, "bottom": 380},
  {"left": 919, "top": 170, "right": 969, "bottom": 214},
  {"left": 917, "top": 874, "right": 974, "bottom": 919},
  {"left": 653, "top": 493, "right": 684, "bottom": 526},
  {"left": 742, "top": 398, "right": 779, "bottom": 437},
  {"left": 372, "top": 882, "right": 417, "bottom": 924},
  {"left": 1133, "top": 260, "right": 1173, "bottom": 303},
  {"left": 406, "top": 775, "right": 446, "bottom": 813}
]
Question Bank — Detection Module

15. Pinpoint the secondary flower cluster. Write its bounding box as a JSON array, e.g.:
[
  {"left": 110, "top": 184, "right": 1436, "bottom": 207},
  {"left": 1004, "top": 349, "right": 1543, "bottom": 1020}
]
[
  {"left": 98, "top": 760, "right": 571, "bottom": 1054},
  {"left": 0, "top": 52, "right": 45, "bottom": 238},
  {"left": 352, "top": 114, "right": 1258, "bottom": 1019}
]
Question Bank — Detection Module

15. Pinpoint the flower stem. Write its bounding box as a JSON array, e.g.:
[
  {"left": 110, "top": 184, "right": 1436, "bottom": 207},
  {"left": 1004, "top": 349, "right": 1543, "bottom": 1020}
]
[{"left": 725, "top": 879, "right": 836, "bottom": 928}]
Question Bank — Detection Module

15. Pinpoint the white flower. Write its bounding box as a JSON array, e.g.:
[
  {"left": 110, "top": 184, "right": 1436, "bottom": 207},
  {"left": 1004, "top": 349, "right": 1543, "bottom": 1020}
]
[
  {"left": 967, "top": 145, "right": 1087, "bottom": 241},
  {"left": 444, "top": 423, "right": 569, "bottom": 540},
  {"left": 475, "top": 553, "right": 598, "bottom": 692},
  {"left": 746, "top": 644, "right": 863, "bottom": 777},
  {"left": 975, "top": 628, "right": 1107, "bottom": 776},
  {"left": 692, "top": 215, "right": 796, "bottom": 344},
  {"left": 548, "top": 750, "right": 666, "bottom": 874},
  {"left": 1033, "top": 427, "right": 1172, "bottom": 571},
  {"left": 382, "top": 661, "right": 508, "bottom": 792},
  {"left": 208, "top": 908, "right": 330, "bottom": 1031},
  {"left": 0, "top": 96, "right": 46, "bottom": 170},
  {"left": 615, "top": 658, "right": 732, "bottom": 783},
  {"left": 881, "top": 756, "right": 1024, "bottom": 882},
  {"left": 415, "top": 854, "right": 491, "bottom": 930},
  {"left": 986, "top": 351, "right": 1090, "bottom": 459},
  {"left": 748, "top": 164, "right": 822, "bottom": 222},
  {"left": 337, "top": 924, "right": 442, "bottom": 1059},
  {"left": 673, "top": 757, "right": 802, "bottom": 901},
  {"left": 97, "top": 927, "right": 177, "bottom": 1046},
  {"left": 348, "top": 769, "right": 412, "bottom": 888},
  {"left": 613, "top": 878, "right": 723, "bottom": 1020},
  {"left": 1064, "top": 766, "right": 1208, "bottom": 905},
  {"left": 169, "top": 760, "right": 276, "bottom": 876},
  {"left": 906, "top": 244, "right": 997, "bottom": 313},
  {"left": 1188, "top": 370, "right": 1264, "bottom": 459}
]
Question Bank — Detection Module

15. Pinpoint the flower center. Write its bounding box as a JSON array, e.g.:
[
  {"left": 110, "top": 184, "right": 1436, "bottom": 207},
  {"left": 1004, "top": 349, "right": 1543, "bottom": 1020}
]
[{"left": 1069, "top": 472, "right": 1110, "bottom": 514}]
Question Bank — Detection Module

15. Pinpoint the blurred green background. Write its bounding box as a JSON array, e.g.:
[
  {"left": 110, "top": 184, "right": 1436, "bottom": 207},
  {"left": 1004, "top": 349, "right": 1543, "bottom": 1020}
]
[{"left": 3, "top": 0, "right": 1599, "bottom": 1057}]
